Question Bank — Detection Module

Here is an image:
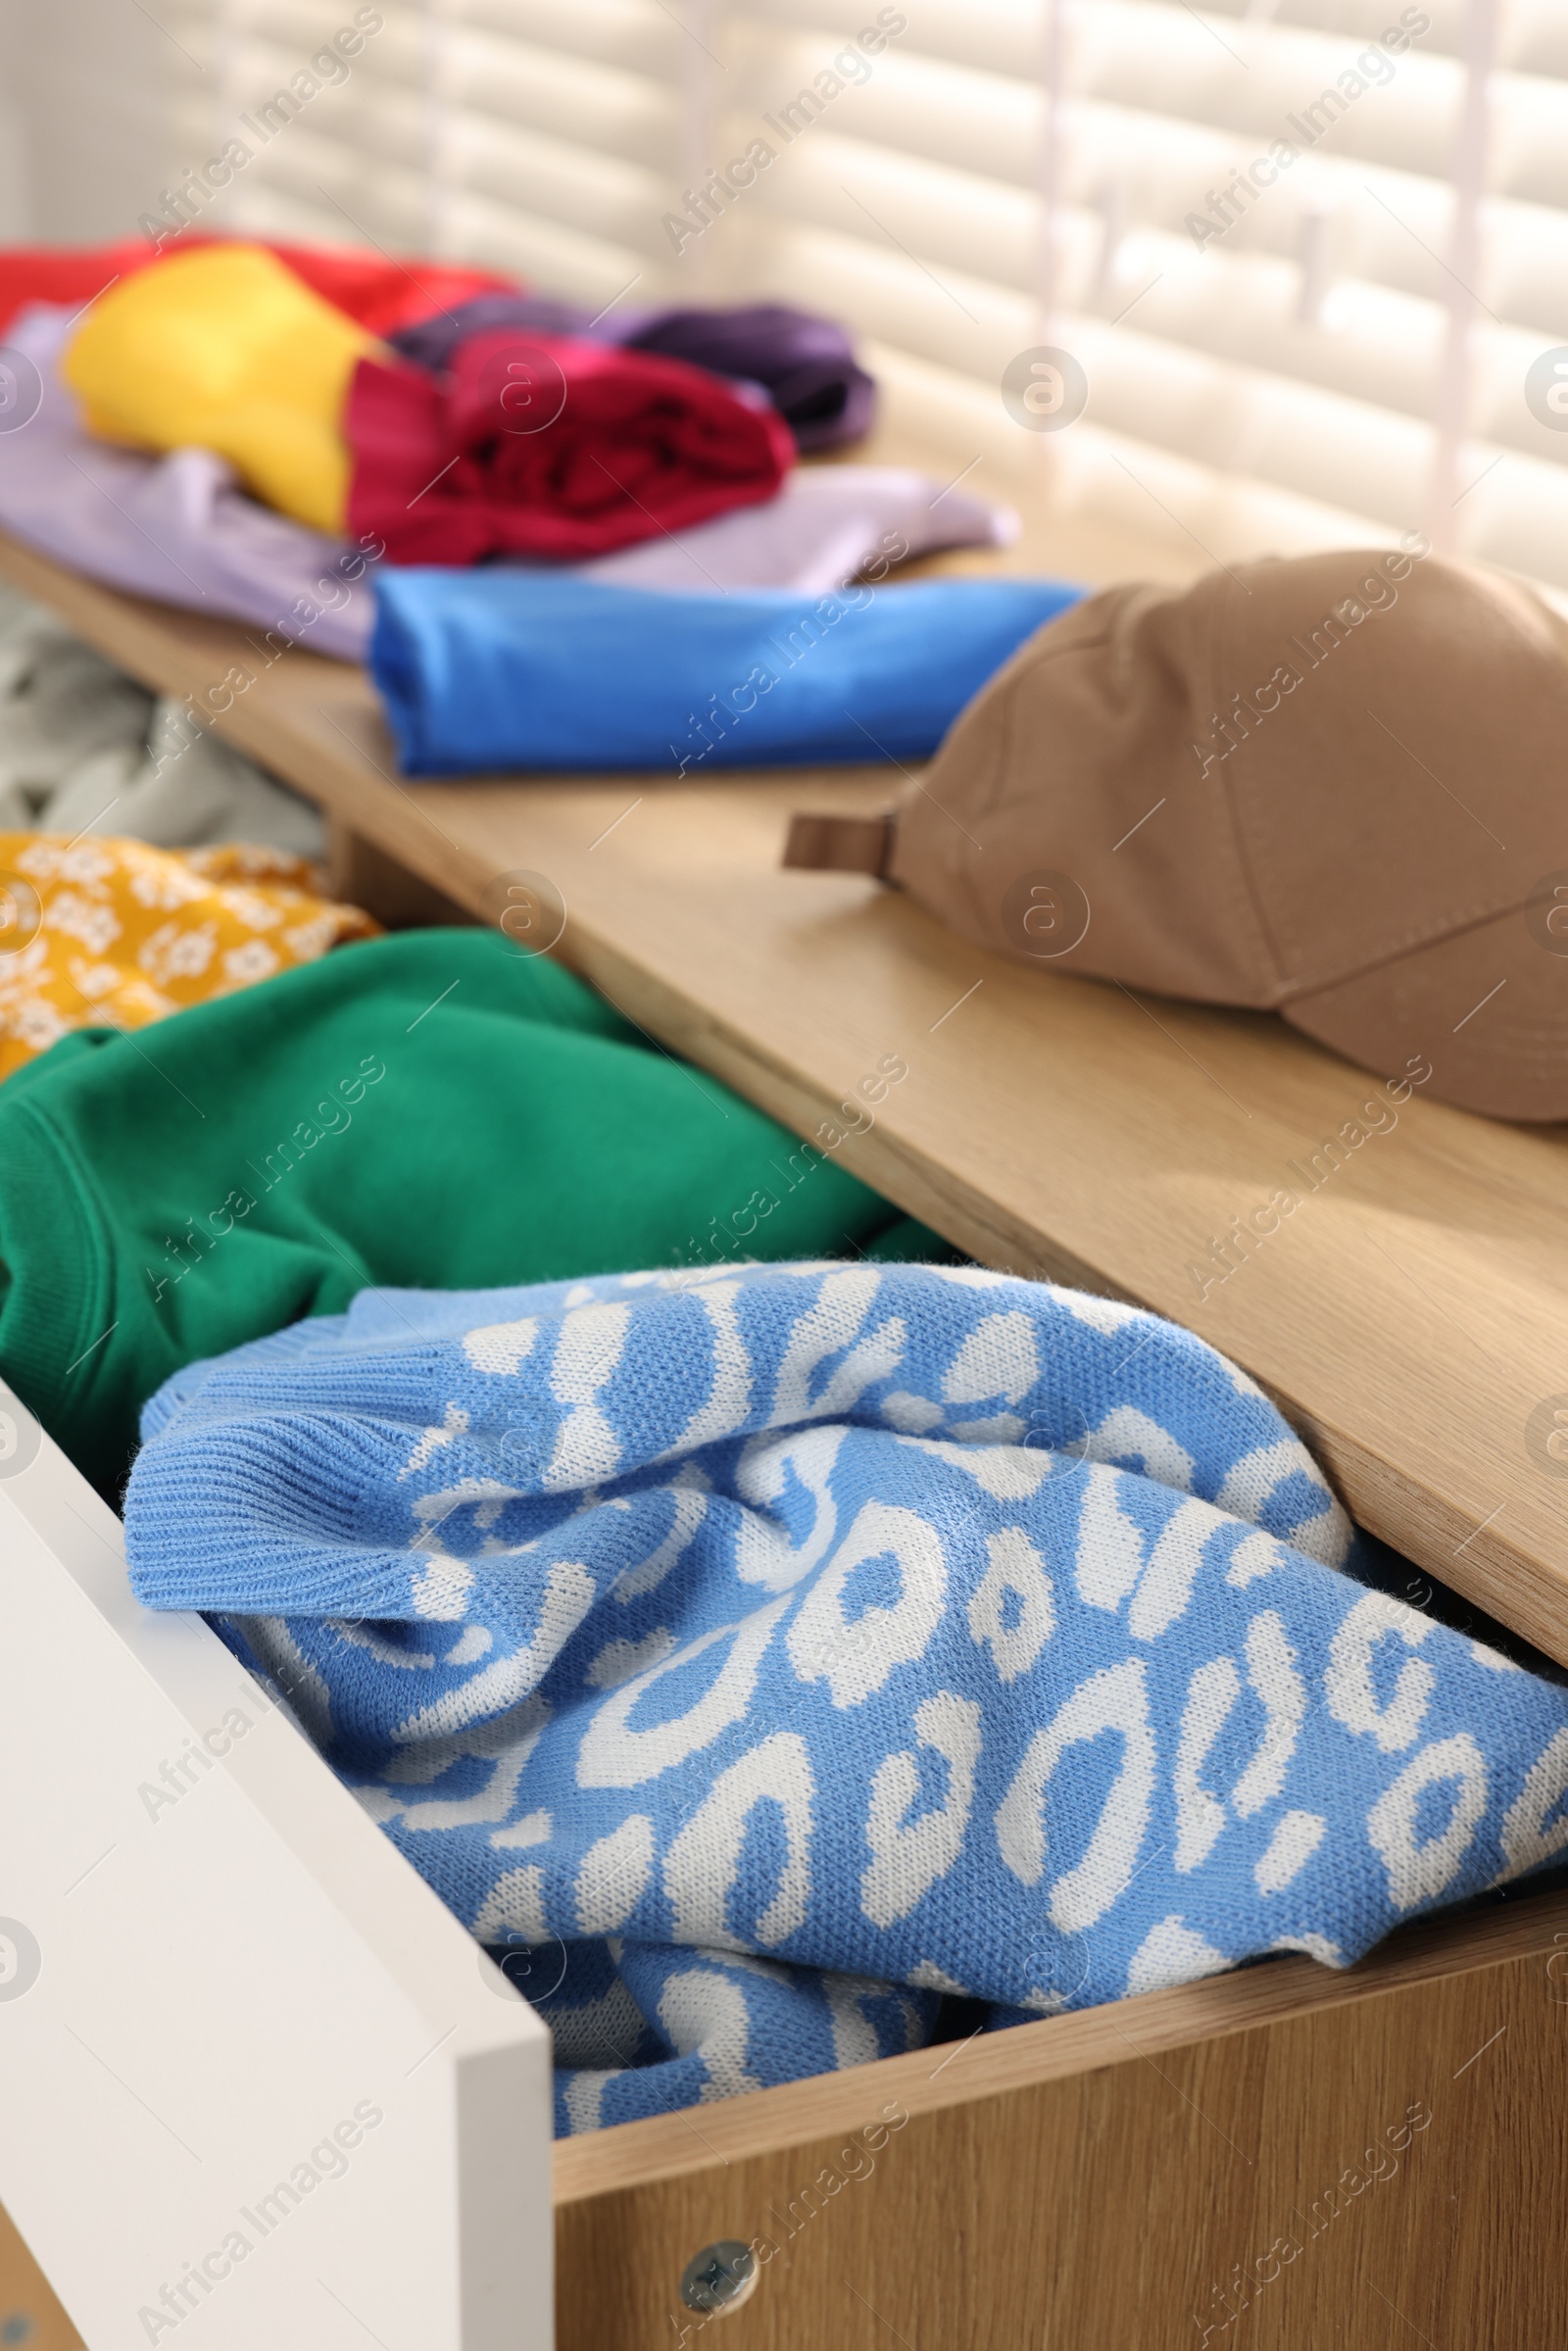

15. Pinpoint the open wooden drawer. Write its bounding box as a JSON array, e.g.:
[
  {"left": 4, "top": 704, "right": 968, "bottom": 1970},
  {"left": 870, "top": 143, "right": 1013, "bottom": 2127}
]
[{"left": 5, "top": 1373, "right": 1567, "bottom": 2350}]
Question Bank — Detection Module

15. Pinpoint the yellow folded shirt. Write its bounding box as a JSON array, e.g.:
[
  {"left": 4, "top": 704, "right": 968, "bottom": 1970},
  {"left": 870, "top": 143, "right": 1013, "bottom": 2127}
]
[
  {"left": 62, "top": 244, "right": 381, "bottom": 533},
  {"left": 0, "top": 835, "right": 380, "bottom": 1083}
]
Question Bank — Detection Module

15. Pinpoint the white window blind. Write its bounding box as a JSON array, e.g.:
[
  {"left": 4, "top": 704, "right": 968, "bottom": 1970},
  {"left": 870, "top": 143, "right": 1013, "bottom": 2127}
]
[{"left": 146, "top": 0, "right": 1568, "bottom": 592}]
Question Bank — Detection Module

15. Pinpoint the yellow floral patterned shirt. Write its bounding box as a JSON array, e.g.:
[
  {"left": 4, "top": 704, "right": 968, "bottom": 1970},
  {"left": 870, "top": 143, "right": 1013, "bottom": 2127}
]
[{"left": 0, "top": 835, "right": 379, "bottom": 1083}]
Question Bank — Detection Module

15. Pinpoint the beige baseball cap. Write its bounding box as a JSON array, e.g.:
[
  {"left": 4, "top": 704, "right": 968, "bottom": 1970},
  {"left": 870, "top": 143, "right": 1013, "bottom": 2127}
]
[{"left": 785, "top": 546, "right": 1568, "bottom": 1121}]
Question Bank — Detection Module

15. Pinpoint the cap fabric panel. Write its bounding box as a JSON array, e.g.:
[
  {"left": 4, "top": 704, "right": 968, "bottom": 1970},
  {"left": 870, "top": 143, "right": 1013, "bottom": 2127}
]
[
  {"left": 1213, "top": 554, "right": 1568, "bottom": 995},
  {"left": 891, "top": 583, "right": 1276, "bottom": 1003},
  {"left": 1284, "top": 900, "right": 1568, "bottom": 1122}
]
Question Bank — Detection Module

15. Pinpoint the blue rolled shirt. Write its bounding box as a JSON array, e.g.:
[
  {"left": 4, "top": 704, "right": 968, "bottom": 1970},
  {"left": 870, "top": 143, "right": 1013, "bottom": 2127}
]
[{"left": 369, "top": 568, "right": 1084, "bottom": 774}]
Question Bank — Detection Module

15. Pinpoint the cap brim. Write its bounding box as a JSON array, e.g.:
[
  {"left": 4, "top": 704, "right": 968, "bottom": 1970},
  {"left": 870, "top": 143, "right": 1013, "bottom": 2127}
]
[{"left": 1283, "top": 903, "right": 1568, "bottom": 1122}]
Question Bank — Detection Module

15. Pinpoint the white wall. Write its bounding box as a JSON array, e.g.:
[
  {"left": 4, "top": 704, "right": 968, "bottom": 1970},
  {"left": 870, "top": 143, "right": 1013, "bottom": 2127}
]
[
  {"left": 2, "top": 0, "right": 205, "bottom": 242},
  {"left": 0, "top": 0, "right": 29, "bottom": 237}
]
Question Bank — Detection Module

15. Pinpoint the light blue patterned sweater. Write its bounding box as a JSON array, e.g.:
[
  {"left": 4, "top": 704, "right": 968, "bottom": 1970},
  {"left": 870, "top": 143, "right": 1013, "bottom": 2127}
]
[{"left": 124, "top": 1262, "right": 1568, "bottom": 2134}]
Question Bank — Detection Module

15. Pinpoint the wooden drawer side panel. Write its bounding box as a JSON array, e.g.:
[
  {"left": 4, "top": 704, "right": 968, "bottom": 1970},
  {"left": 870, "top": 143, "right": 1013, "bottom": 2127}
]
[{"left": 556, "top": 1895, "right": 1568, "bottom": 2349}]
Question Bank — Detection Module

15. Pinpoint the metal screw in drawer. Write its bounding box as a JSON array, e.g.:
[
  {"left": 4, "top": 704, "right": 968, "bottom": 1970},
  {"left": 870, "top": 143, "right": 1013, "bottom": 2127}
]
[{"left": 680, "top": 2241, "right": 758, "bottom": 2319}]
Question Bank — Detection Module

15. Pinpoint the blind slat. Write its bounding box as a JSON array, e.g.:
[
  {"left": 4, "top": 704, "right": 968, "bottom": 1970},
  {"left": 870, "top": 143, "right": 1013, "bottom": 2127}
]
[{"left": 115, "top": 0, "right": 1568, "bottom": 591}]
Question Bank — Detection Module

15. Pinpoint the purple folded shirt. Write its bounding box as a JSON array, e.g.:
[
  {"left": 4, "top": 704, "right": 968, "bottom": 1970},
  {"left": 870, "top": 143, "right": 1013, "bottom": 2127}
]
[
  {"left": 389, "top": 296, "right": 877, "bottom": 452},
  {"left": 0, "top": 305, "right": 375, "bottom": 660}
]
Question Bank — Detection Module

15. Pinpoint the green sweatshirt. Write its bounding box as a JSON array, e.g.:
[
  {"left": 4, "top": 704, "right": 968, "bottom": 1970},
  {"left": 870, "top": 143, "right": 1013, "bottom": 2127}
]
[{"left": 0, "top": 930, "right": 943, "bottom": 1498}]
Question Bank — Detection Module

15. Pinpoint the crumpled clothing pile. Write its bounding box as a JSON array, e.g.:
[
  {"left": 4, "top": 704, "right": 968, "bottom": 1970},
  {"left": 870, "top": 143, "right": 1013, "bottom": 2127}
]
[
  {"left": 122, "top": 1260, "right": 1568, "bottom": 2134},
  {"left": 0, "top": 831, "right": 376, "bottom": 1080},
  {"left": 0, "top": 299, "right": 1011, "bottom": 668},
  {"left": 63, "top": 243, "right": 797, "bottom": 563},
  {"left": 0, "top": 580, "right": 328, "bottom": 857}
]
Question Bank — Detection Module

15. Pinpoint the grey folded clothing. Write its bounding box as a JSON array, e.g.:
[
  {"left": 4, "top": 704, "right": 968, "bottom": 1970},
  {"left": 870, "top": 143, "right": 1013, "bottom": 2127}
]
[{"left": 0, "top": 582, "right": 326, "bottom": 858}]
